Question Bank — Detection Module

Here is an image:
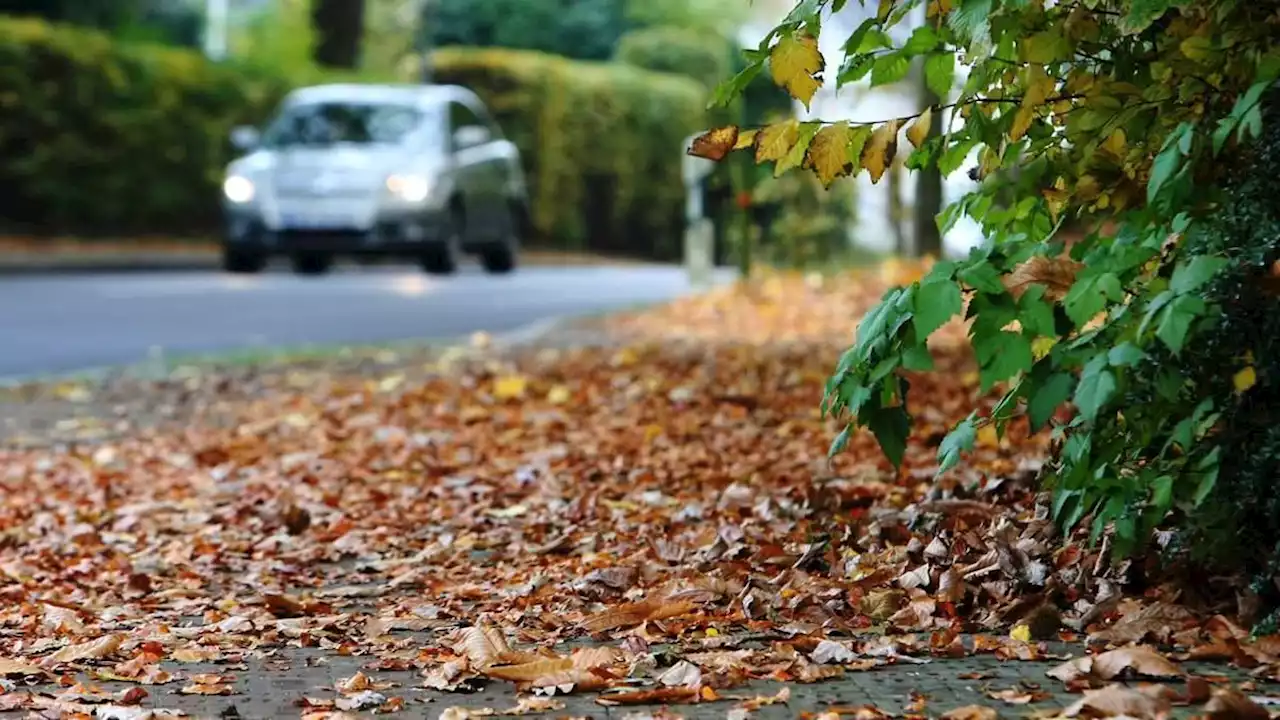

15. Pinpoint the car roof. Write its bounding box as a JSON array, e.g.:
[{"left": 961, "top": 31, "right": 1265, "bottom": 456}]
[{"left": 284, "top": 83, "right": 475, "bottom": 108}]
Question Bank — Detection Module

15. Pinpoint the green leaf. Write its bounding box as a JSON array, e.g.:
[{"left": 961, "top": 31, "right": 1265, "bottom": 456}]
[
  {"left": 974, "top": 332, "right": 1034, "bottom": 390},
  {"left": 1148, "top": 124, "right": 1191, "bottom": 203},
  {"left": 937, "top": 413, "right": 978, "bottom": 474},
  {"left": 949, "top": 0, "right": 993, "bottom": 44},
  {"left": 902, "top": 343, "right": 935, "bottom": 371},
  {"left": 1151, "top": 475, "right": 1174, "bottom": 515},
  {"left": 1018, "top": 285, "right": 1056, "bottom": 337},
  {"left": 1155, "top": 294, "right": 1206, "bottom": 354},
  {"left": 959, "top": 262, "right": 1005, "bottom": 294},
  {"left": 864, "top": 404, "right": 911, "bottom": 469},
  {"left": 1063, "top": 273, "right": 1122, "bottom": 327},
  {"left": 828, "top": 424, "right": 853, "bottom": 458},
  {"left": 904, "top": 26, "right": 940, "bottom": 56},
  {"left": 870, "top": 52, "right": 911, "bottom": 87},
  {"left": 1074, "top": 355, "right": 1117, "bottom": 422},
  {"left": 710, "top": 62, "right": 764, "bottom": 108},
  {"left": 913, "top": 279, "right": 963, "bottom": 336},
  {"left": 1170, "top": 256, "right": 1228, "bottom": 294},
  {"left": 1107, "top": 342, "right": 1146, "bottom": 367},
  {"left": 924, "top": 52, "right": 956, "bottom": 99},
  {"left": 939, "top": 137, "right": 978, "bottom": 175},
  {"left": 1029, "top": 373, "right": 1074, "bottom": 430}
]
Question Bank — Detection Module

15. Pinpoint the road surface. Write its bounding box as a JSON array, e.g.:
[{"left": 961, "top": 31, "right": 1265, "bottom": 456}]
[{"left": 0, "top": 264, "right": 730, "bottom": 378}]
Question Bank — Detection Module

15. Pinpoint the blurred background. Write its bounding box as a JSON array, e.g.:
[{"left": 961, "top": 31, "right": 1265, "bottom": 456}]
[{"left": 0, "top": 0, "right": 983, "bottom": 269}]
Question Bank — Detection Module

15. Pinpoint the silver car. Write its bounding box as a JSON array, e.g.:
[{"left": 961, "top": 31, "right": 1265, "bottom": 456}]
[{"left": 220, "top": 83, "right": 528, "bottom": 275}]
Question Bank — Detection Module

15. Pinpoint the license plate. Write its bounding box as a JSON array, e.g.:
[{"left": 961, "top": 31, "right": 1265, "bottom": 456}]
[{"left": 280, "top": 213, "right": 353, "bottom": 230}]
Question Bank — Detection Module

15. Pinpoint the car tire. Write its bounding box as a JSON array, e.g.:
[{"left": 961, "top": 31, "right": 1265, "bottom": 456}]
[
  {"left": 291, "top": 252, "right": 333, "bottom": 275},
  {"left": 222, "top": 248, "right": 266, "bottom": 274},
  {"left": 421, "top": 207, "right": 462, "bottom": 275},
  {"left": 480, "top": 241, "right": 516, "bottom": 274}
]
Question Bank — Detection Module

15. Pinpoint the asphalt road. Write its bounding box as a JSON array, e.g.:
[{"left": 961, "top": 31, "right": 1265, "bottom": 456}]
[{"left": 0, "top": 263, "right": 730, "bottom": 378}]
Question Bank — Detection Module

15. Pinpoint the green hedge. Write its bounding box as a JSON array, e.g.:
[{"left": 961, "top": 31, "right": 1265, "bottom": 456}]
[
  {"left": 430, "top": 47, "right": 707, "bottom": 259},
  {"left": 614, "top": 27, "right": 731, "bottom": 91},
  {"left": 0, "top": 17, "right": 291, "bottom": 235}
]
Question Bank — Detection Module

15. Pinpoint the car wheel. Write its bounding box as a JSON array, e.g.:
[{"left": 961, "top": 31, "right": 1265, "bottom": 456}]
[
  {"left": 480, "top": 241, "right": 516, "bottom": 274},
  {"left": 421, "top": 208, "right": 462, "bottom": 275},
  {"left": 222, "top": 248, "right": 266, "bottom": 274},
  {"left": 291, "top": 252, "right": 333, "bottom": 275}
]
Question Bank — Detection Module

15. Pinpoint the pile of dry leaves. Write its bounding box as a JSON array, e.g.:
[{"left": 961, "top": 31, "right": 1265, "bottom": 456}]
[{"left": 0, "top": 268, "right": 1274, "bottom": 718}]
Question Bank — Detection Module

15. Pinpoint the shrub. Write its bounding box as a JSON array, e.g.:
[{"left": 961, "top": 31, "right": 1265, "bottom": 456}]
[
  {"left": 431, "top": 46, "right": 706, "bottom": 259},
  {"left": 614, "top": 27, "right": 731, "bottom": 91},
  {"left": 0, "top": 17, "right": 291, "bottom": 235},
  {"left": 426, "top": 0, "right": 631, "bottom": 63}
]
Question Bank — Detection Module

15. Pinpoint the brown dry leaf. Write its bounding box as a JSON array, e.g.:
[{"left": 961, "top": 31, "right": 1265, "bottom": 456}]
[
  {"left": 1205, "top": 688, "right": 1270, "bottom": 720},
  {"left": 178, "top": 682, "right": 235, "bottom": 695},
  {"left": 0, "top": 657, "right": 50, "bottom": 677},
  {"left": 1049, "top": 646, "right": 1183, "bottom": 683},
  {"left": 448, "top": 626, "right": 514, "bottom": 669},
  {"left": 986, "top": 688, "right": 1052, "bottom": 705},
  {"left": 1062, "top": 684, "right": 1173, "bottom": 718},
  {"left": 1002, "top": 255, "right": 1083, "bottom": 302},
  {"left": 941, "top": 706, "right": 999, "bottom": 720},
  {"left": 1090, "top": 602, "right": 1195, "bottom": 644},
  {"left": 582, "top": 598, "right": 695, "bottom": 633},
  {"left": 596, "top": 686, "right": 699, "bottom": 706},
  {"left": 42, "top": 633, "right": 125, "bottom": 666}
]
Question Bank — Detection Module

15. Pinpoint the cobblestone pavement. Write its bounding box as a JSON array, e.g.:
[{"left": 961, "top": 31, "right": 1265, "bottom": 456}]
[{"left": 11, "top": 641, "right": 1249, "bottom": 720}]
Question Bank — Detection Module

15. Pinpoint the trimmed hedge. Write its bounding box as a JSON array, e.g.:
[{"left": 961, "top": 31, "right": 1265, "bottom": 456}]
[
  {"left": 614, "top": 27, "right": 731, "bottom": 91},
  {"left": 0, "top": 17, "right": 291, "bottom": 235},
  {"left": 431, "top": 47, "right": 707, "bottom": 259}
]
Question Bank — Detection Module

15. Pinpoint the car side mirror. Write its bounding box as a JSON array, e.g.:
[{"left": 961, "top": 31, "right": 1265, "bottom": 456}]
[
  {"left": 453, "top": 125, "right": 490, "bottom": 150},
  {"left": 230, "top": 126, "right": 261, "bottom": 152}
]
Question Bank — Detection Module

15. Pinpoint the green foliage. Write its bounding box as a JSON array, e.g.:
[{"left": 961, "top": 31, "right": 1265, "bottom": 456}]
[
  {"left": 426, "top": 0, "right": 631, "bottom": 62},
  {"left": 0, "top": 17, "right": 291, "bottom": 235},
  {"left": 614, "top": 27, "right": 732, "bottom": 91},
  {"left": 748, "top": 173, "right": 857, "bottom": 268},
  {"left": 231, "top": 0, "right": 324, "bottom": 80},
  {"left": 431, "top": 46, "right": 706, "bottom": 259},
  {"left": 702, "top": 0, "right": 1280, "bottom": 574}
]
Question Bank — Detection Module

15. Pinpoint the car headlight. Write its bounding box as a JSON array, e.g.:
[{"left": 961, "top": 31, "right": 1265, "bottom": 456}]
[
  {"left": 386, "top": 174, "right": 431, "bottom": 203},
  {"left": 223, "top": 175, "right": 255, "bottom": 204}
]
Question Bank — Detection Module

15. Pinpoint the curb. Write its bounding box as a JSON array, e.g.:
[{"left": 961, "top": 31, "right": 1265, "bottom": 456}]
[{"left": 0, "top": 256, "right": 220, "bottom": 276}]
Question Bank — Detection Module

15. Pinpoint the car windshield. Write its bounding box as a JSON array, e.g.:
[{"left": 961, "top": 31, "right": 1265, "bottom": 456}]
[{"left": 261, "top": 100, "right": 427, "bottom": 149}]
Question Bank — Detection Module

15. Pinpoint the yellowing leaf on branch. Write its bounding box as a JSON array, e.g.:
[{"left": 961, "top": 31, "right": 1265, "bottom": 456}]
[
  {"left": 907, "top": 107, "right": 933, "bottom": 149},
  {"left": 688, "top": 126, "right": 740, "bottom": 161},
  {"left": 862, "top": 120, "right": 900, "bottom": 184},
  {"left": 733, "top": 129, "right": 757, "bottom": 150},
  {"left": 755, "top": 119, "right": 801, "bottom": 163},
  {"left": 1234, "top": 365, "right": 1257, "bottom": 393},
  {"left": 804, "top": 122, "right": 856, "bottom": 187},
  {"left": 770, "top": 32, "right": 823, "bottom": 108}
]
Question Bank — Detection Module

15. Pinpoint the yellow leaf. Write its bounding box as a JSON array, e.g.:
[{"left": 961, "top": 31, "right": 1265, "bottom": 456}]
[
  {"left": 1076, "top": 174, "right": 1100, "bottom": 201},
  {"left": 804, "top": 122, "right": 855, "bottom": 187},
  {"left": 1042, "top": 188, "right": 1069, "bottom": 222},
  {"left": 493, "top": 375, "right": 527, "bottom": 400},
  {"left": 877, "top": 0, "right": 894, "bottom": 20},
  {"left": 546, "top": 385, "right": 571, "bottom": 404},
  {"left": 861, "top": 120, "right": 900, "bottom": 184},
  {"left": 688, "top": 125, "right": 740, "bottom": 161},
  {"left": 769, "top": 32, "right": 823, "bottom": 108},
  {"left": 733, "top": 129, "right": 757, "bottom": 150},
  {"left": 755, "top": 119, "right": 800, "bottom": 163},
  {"left": 1234, "top": 366, "right": 1257, "bottom": 393},
  {"left": 1102, "top": 128, "right": 1126, "bottom": 158},
  {"left": 705, "top": 628, "right": 720, "bottom": 637},
  {"left": 1010, "top": 106, "right": 1035, "bottom": 142},
  {"left": 1010, "top": 624, "right": 1032, "bottom": 643},
  {"left": 906, "top": 107, "right": 932, "bottom": 149},
  {"left": 1032, "top": 336, "right": 1057, "bottom": 360},
  {"left": 1022, "top": 65, "right": 1056, "bottom": 107},
  {"left": 976, "top": 424, "right": 999, "bottom": 449}
]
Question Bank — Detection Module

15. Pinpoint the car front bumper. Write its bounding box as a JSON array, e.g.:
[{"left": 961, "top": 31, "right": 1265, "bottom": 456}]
[{"left": 222, "top": 207, "right": 451, "bottom": 256}]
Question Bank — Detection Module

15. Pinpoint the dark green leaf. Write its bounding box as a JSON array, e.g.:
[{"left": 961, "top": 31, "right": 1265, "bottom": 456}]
[
  {"left": 937, "top": 413, "right": 978, "bottom": 474},
  {"left": 1155, "top": 294, "right": 1206, "bottom": 354},
  {"left": 1170, "top": 256, "right": 1228, "bottom": 294},
  {"left": 864, "top": 404, "right": 911, "bottom": 468},
  {"left": 1018, "top": 285, "right": 1056, "bottom": 337},
  {"left": 948, "top": 0, "right": 993, "bottom": 44},
  {"left": 1107, "top": 342, "right": 1146, "bottom": 367},
  {"left": 902, "top": 344, "right": 935, "bottom": 371},
  {"left": 959, "top": 262, "right": 1006, "bottom": 294},
  {"left": 1074, "top": 355, "right": 1117, "bottom": 422},
  {"left": 975, "top": 332, "right": 1034, "bottom": 390},
  {"left": 913, "top": 279, "right": 963, "bottom": 336},
  {"left": 1064, "top": 273, "right": 1122, "bottom": 327},
  {"left": 1029, "top": 372, "right": 1074, "bottom": 430}
]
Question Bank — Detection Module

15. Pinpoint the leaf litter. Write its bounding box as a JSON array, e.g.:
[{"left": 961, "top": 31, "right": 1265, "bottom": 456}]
[{"left": 0, "top": 267, "right": 1273, "bottom": 717}]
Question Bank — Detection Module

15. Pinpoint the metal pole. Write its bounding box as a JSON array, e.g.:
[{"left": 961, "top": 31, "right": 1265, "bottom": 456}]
[{"left": 204, "top": 0, "right": 229, "bottom": 61}]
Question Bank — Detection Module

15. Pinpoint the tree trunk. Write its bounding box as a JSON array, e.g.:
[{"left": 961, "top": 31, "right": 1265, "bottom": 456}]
[
  {"left": 312, "top": 0, "right": 366, "bottom": 69},
  {"left": 913, "top": 68, "right": 945, "bottom": 258}
]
